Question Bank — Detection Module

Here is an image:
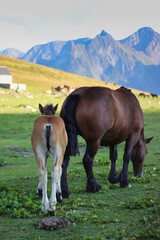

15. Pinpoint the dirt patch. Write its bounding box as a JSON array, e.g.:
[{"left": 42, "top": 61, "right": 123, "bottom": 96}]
[
  {"left": 7, "top": 147, "right": 33, "bottom": 157},
  {"left": 37, "top": 216, "right": 71, "bottom": 230}
]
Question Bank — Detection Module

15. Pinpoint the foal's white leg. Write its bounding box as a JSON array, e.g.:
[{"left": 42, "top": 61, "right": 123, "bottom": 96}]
[
  {"left": 49, "top": 165, "right": 59, "bottom": 212},
  {"left": 49, "top": 160, "right": 63, "bottom": 212},
  {"left": 35, "top": 147, "right": 49, "bottom": 212},
  {"left": 36, "top": 182, "right": 42, "bottom": 195},
  {"left": 39, "top": 167, "right": 49, "bottom": 212},
  {"left": 56, "top": 166, "right": 63, "bottom": 202}
]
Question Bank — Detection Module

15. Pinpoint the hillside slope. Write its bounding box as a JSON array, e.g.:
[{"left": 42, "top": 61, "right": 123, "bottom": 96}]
[{"left": 0, "top": 55, "right": 112, "bottom": 93}]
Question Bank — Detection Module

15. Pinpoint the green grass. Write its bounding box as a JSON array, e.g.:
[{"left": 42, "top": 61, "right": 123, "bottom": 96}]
[{"left": 0, "top": 56, "right": 160, "bottom": 239}]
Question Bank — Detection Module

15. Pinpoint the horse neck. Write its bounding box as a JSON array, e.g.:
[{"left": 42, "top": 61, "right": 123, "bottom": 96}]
[
  {"left": 140, "top": 128, "right": 145, "bottom": 141},
  {"left": 136, "top": 128, "right": 145, "bottom": 148}
]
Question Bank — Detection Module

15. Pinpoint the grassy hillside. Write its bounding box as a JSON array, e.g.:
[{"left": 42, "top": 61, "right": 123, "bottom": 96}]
[
  {"left": 0, "top": 55, "right": 115, "bottom": 93},
  {"left": 1, "top": 54, "right": 159, "bottom": 114},
  {"left": 0, "top": 55, "right": 119, "bottom": 114}
]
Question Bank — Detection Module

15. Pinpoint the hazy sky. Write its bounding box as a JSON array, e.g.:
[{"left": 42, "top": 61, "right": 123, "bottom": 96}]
[{"left": 0, "top": 0, "right": 159, "bottom": 52}]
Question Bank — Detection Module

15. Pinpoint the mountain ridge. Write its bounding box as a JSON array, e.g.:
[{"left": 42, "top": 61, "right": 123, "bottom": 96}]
[{"left": 0, "top": 27, "right": 160, "bottom": 94}]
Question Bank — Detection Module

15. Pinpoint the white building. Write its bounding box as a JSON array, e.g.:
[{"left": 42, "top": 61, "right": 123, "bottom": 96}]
[
  {"left": 0, "top": 66, "right": 26, "bottom": 90},
  {"left": 0, "top": 66, "right": 12, "bottom": 85}
]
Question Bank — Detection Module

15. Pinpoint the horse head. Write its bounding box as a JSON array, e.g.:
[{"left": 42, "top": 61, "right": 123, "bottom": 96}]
[
  {"left": 39, "top": 103, "right": 58, "bottom": 115},
  {"left": 131, "top": 136, "right": 153, "bottom": 177}
]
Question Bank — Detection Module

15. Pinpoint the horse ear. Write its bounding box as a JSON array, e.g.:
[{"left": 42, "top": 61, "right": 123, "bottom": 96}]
[
  {"left": 54, "top": 104, "right": 58, "bottom": 112},
  {"left": 145, "top": 136, "right": 154, "bottom": 144},
  {"left": 39, "top": 104, "right": 44, "bottom": 114}
]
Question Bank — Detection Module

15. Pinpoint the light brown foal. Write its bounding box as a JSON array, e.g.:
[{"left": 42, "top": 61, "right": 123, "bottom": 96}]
[{"left": 31, "top": 103, "right": 68, "bottom": 213}]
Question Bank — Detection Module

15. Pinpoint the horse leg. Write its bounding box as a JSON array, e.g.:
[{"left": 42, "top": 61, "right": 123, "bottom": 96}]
[
  {"left": 49, "top": 166, "right": 60, "bottom": 213},
  {"left": 61, "top": 150, "right": 71, "bottom": 198},
  {"left": 118, "top": 135, "right": 139, "bottom": 187},
  {"left": 108, "top": 145, "right": 119, "bottom": 184},
  {"left": 36, "top": 182, "right": 43, "bottom": 196},
  {"left": 49, "top": 153, "right": 63, "bottom": 213},
  {"left": 56, "top": 167, "right": 63, "bottom": 203},
  {"left": 83, "top": 141, "right": 102, "bottom": 193},
  {"left": 118, "top": 137, "right": 138, "bottom": 187},
  {"left": 49, "top": 166, "right": 57, "bottom": 213},
  {"left": 36, "top": 152, "right": 49, "bottom": 197},
  {"left": 118, "top": 145, "right": 132, "bottom": 187},
  {"left": 37, "top": 157, "right": 49, "bottom": 212}
]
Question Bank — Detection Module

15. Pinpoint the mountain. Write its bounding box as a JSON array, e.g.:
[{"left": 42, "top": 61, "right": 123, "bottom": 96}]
[
  {"left": 0, "top": 48, "right": 24, "bottom": 58},
  {"left": 120, "top": 27, "right": 160, "bottom": 64},
  {"left": 1, "top": 27, "right": 160, "bottom": 94}
]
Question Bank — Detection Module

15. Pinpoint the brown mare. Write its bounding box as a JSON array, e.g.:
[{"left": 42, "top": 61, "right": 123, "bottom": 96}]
[
  {"left": 31, "top": 104, "right": 68, "bottom": 213},
  {"left": 60, "top": 86, "right": 153, "bottom": 198}
]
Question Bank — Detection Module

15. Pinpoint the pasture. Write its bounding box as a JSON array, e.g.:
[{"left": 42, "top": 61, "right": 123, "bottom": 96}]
[{"left": 0, "top": 88, "right": 160, "bottom": 239}]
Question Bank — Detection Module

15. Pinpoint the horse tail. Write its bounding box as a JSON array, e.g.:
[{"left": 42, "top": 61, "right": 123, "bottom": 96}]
[
  {"left": 63, "top": 94, "right": 80, "bottom": 156},
  {"left": 45, "top": 124, "right": 51, "bottom": 151}
]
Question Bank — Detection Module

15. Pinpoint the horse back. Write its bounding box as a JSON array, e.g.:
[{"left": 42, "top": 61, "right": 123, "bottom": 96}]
[{"left": 62, "top": 86, "right": 144, "bottom": 145}]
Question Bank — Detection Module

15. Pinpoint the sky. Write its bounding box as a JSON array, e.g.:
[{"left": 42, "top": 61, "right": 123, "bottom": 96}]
[{"left": 0, "top": 0, "right": 160, "bottom": 52}]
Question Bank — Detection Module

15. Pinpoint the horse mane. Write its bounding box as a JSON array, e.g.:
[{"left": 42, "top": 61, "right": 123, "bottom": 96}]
[
  {"left": 63, "top": 94, "right": 80, "bottom": 156},
  {"left": 39, "top": 103, "right": 58, "bottom": 115},
  {"left": 120, "top": 86, "right": 131, "bottom": 92}
]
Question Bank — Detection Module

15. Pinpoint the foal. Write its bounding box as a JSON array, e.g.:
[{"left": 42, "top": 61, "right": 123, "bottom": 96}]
[{"left": 31, "top": 103, "right": 68, "bottom": 213}]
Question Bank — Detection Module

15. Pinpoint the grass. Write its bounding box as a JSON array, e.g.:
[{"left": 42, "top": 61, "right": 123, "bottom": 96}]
[
  {"left": 0, "top": 56, "right": 160, "bottom": 239},
  {"left": 0, "top": 55, "right": 115, "bottom": 93}
]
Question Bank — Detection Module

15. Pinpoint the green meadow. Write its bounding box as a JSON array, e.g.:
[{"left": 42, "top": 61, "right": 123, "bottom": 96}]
[{"left": 0, "top": 55, "right": 160, "bottom": 239}]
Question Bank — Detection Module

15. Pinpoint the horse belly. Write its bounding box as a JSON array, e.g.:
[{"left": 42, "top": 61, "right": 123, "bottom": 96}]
[
  {"left": 101, "top": 136, "right": 124, "bottom": 146},
  {"left": 101, "top": 126, "right": 130, "bottom": 146}
]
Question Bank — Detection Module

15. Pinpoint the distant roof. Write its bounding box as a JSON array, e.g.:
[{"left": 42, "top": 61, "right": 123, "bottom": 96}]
[{"left": 0, "top": 66, "right": 11, "bottom": 75}]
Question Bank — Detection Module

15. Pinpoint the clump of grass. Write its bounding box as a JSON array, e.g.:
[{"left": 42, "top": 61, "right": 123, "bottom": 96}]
[
  {"left": 0, "top": 160, "right": 6, "bottom": 167},
  {"left": 0, "top": 184, "right": 39, "bottom": 218},
  {"left": 120, "top": 196, "right": 157, "bottom": 209}
]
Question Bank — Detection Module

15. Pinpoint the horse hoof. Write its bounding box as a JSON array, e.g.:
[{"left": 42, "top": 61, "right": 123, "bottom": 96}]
[
  {"left": 120, "top": 181, "right": 131, "bottom": 188},
  {"left": 56, "top": 193, "right": 63, "bottom": 203},
  {"left": 62, "top": 190, "right": 71, "bottom": 199},
  {"left": 134, "top": 172, "right": 143, "bottom": 177},
  {"left": 86, "top": 183, "right": 102, "bottom": 193},
  {"left": 41, "top": 205, "right": 49, "bottom": 213},
  {"left": 108, "top": 177, "right": 119, "bottom": 184},
  {"left": 48, "top": 210, "right": 56, "bottom": 216},
  {"left": 36, "top": 188, "right": 43, "bottom": 196},
  {"left": 96, "top": 184, "right": 102, "bottom": 192}
]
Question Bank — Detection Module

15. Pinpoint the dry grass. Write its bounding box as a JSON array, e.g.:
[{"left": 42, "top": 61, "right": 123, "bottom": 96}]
[{"left": 0, "top": 55, "right": 120, "bottom": 93}]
